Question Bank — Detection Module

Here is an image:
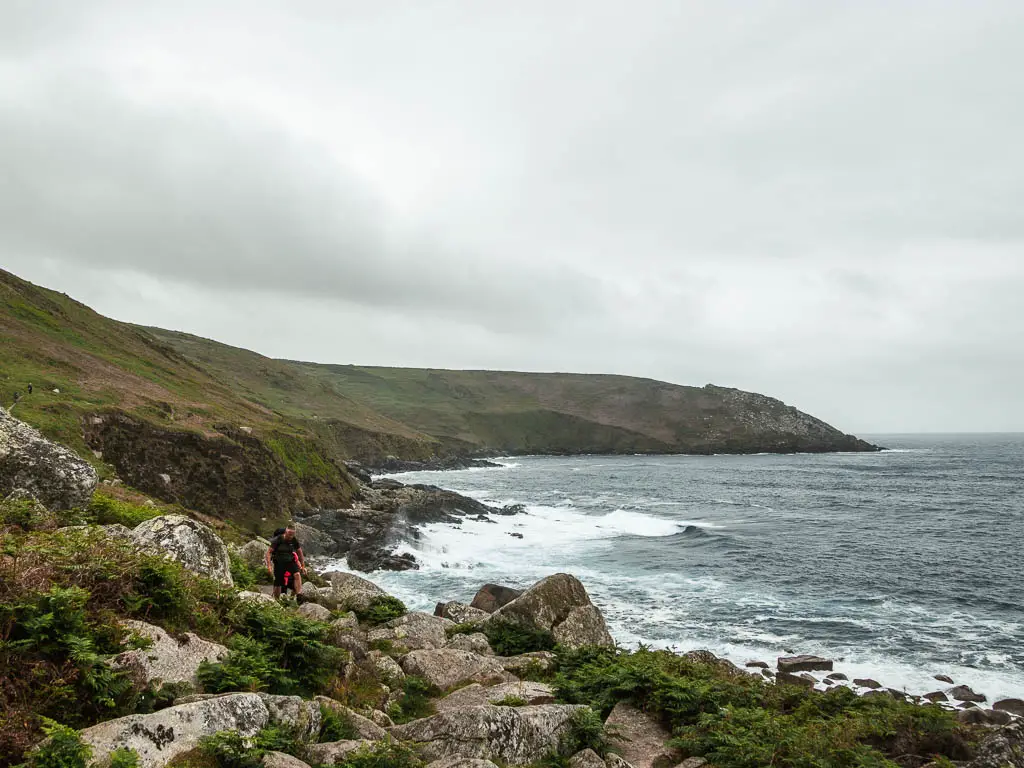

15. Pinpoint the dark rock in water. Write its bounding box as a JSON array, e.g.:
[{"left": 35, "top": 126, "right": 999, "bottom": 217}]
[
  {"left": 924, "top": 691, "right": 949, "bottom": 703},
  {"left": 776, "top": 672, "right": 816, "bottom": 689},
  {"left": 958, "top": 708, "right": 1013, "bottom": 727},
  {"left": 886, "top": 688, "right": 909, "bottom": 701},
  {"left": 471, "top": 584, "right": 524, "bottom": 613},
  {"left": 761, "top": 669, "right": 774, "bottom": 679},
  {"left": 371, "top": 456, "right": 502, "bottom": 474},
  {"left": 854, "top": 678, "right": 882, "bottom": 690},
  {"left": 778, "top": 655, "right": 833, "bottom": 674},
  {"left": 347, "top": 545, "right": 417, "bottom": 572},
  {"left": 372, "top": 478, "right": 405, "bottom": 490},
  {"left": 745, "top": 661, "right": 769, "bottom": 669},
  {"left": 994, "top": 699, "right": 1024, "bottom": 717},
  {"left": 960, "top": 701, "right": 980, "bottom": 710},
  {"left": 951, "top": 685, "right": 987, "bottom": 703},
  {"left": 825, "top": 673, "right": 849, "bottom": 682},
  {"left": 344, "top": 462, "right": 373, "bottom": 483},
  {"left": 934, "top": 674, "right": 955, "bottom": 684},
  {"left": 508, "top": 532, "right": 524, "bottom": 539}
]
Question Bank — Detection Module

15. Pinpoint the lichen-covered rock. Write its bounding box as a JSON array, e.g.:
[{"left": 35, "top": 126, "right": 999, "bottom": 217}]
[
  {"left": 605, "top": 702, "right": 680, "bottom": 768},
  {"left": 238, "top": 538, "right": 270, "bottom": 568},
  {"left": 446, "top": 632, "right": 494, "bottom": 656},
  {"left": 132, "top": 514, "right": 233, "bottom": 585},
  {"left": 498, "top": 652, "right": 556, "bottom": 676},
  {"left": 436, "top": 682, "right": 556, "bottom": 712},
  {"left": 427, "top": 759, "right": 501, "bottom": 768},
  {"left": 111, "top": 619, "right": 228, "bottom": 690},
  {"left": 258, "top": 694, "right": 322, "bottom": 743},
  {"left": 298, "top": 602, "right": 333, "bottom": 621},
  {"left": 314, "top": 697, "right": 388, "bottom": 741},
  {"left": 569, "top": 749, "right": 607, "bottom": 768},
  {"left": 390, "top": 704, "right": 589, "bottom": 764},
  {"left": 470, "top": 584, "right": 523, "bottom": 613},
  {"left": 965, "top": 721, "right": 1024, "bottom": 767},
  {"left": 239, "top": 590, "right": 277, "bottom": 605},
  {"left": 400, "top": 650, "right": 515, "bottom": 691},
  {"left": 367, "top": 650, "right": 406, "bottom": 685},
  {"left": 370, "top": 710, "right": 395, "bottom": 728},
  {"left": 368, "top": 612, "right": 453, "bottom": 651},
  {"left": 324, "top": 571, "right": 389, "bottom": 611},
  {"left": 262, "top": 752, "right": 312, "bottom": 768},
  {"left": 436, "top": 601, "right": 489, "bottom": 624},
  {"left": 0, "top": 408, "right": 98, "bottom": 510},
  {"left": 307, "top": 740, "right": 378, "bottom": 766},
  {"left": 484, "top": 574, "right": 613, "bottom": 649}
]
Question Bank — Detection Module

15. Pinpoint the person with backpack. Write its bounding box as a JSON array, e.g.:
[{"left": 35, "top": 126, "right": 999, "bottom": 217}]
[{"left": 265, "top": 525, "right": 306, "bottom": 599}]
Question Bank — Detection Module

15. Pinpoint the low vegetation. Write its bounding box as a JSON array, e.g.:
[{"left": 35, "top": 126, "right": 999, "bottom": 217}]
[{"left": 353, "top": 595, "right": 407, "bottom": 626}]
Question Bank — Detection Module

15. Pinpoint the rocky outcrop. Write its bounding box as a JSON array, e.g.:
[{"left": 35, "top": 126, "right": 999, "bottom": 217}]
[
  {"left": 297, "top": 602, "right": 333, "bottom": 621},
  {"left": 0, "top": 407, "right": 97, "bottom": 510},
  {"left": 367, "top": 612, "right": 453, "bottom": 651},
  {"left": 292, "top": 522, "right": 336, "bottom": 557},
  {"left": 471, "top": 584, "right": 523, "bottom": 613},
  {"left": 111, "top": 620, "right": 228, "bottom": 690},
  {"left": 80, "top": 693, "right": 320, "bottom": 768},
  {"left": 995, "top": 699, "right": 1024, "bottom": 717},
  {"left": 498, "top": 652, "right": 557, "bottom": 677},
  {"left": 777, "top": 655, "right": 833, "bottom": 674},
  {"left": 605, "top": 702, "right": 679, "bottom": 768},
  {"left": 951, "top": 685, "right": 987, "bottom": 703},
  {"left": 237, "top": 538, "right": 270, "bottom": 569},
  {"left": 322, "top": 571, "right": 390, "bottom": 611},
  {"left": 446, "top": 633, "right": 493, "bottom": 656},
  {"left": 426, "top": 759, "right": 501, "bottom": 768},
  {"left": 436, "top": 601, "right": 489, "bottom": 624},
  {"left": 389, "top": 704, "right": 589, "bottom": 764},
  {"left": 132, "top": 514, "right": 233, "bottom": 585},
  {"left": 400, "top": 650, "right": 515, "bottom": 691},
  {"left": 483, "top": 574, "right": 614, "bottom": 648},
  {"left": 307, "top": 740, "right": 378, "bottom": 766},
  {"left": 435, "top": 682, "right": 556, "bottom": 712},
  {"left": 965, "top": 721, "right": 1024, "bottom": 768},
  {"left": 262, "top": 753, "right": 311, "bottom": 768}
]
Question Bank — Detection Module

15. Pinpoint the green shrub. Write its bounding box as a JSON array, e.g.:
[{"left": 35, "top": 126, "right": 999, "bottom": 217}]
[
  {"left": 333, "top": 740, "right": 422, "bottom": 768},
  {"left": 387, "top": 677, "right": 437, "bottom": 724},
  {"left": 197, "top": 727, "right": 302, "bottom": 768},
  {"left": 0, "top": 498, "right": 40, "bottom": 530},
  {"left": 197, "top": 636, "right": 282, "bottom": 693},
  {"left": 355, "top": 596, "right": 407, "bottom": 626},
  {"left": 85, "top": 494, "right": 161, "bottom": 528},
  {"left": 20, "top": 719, "right": 92, "bottom": 768},
  {"left": 480, "top": 620, "right": 555, "bottom": 657},
  {"left": 319, "top": 705, "right": 358, "bottom": 742},
  {"left": 106, "top": 748, "right": 142, "bottom": 768},
  {"left": 493, "top": 695, "right": 529, "bottom": 707},
  {"left": 561, "top": 708, "right": 607, "bottom": 757}
]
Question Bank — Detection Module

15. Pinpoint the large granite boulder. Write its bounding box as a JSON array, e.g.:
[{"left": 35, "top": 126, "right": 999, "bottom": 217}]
[
  {"left": 470, "top": 584, "right": 523, "bottom": 613},
  {"left": 0, "top": 407, "right": 97, "bottom": 510},
  {"left": 436, "top": 601, "right": 490, "bottom": 624},
  {"left": 390, "top": 704, "right": 589, "bottom": 764},
  {"left": 307, "top": 740, "right": 378, "bottom": 766},
  {"left": 293, "top": 522, "right": 336, "bottom": 557},
  {"left": 367, "top": 612, "right": 453, "bottom": 651},
  {"left": 965, "top": 721, "right": 1024, "bottom": 768},
  {"left": 400, "top": 650, "right": 515, "bottom": 691},
  {"left": 777, "top": 655, "right": 833, "bottom": 674},
  {"left": 111, "top": 619, "right": 228, "bottom": 690},
  {"left": 446, "top": 633, "right": 494, "bottom": 656},
  {"left": 483, "top": 574, "right": 614, "bottom": 648},
  {"left": 80, "top": 693, "right": 320, "bottom": 768},
  {"left": 323, "top": 571, "right": 390, "bottom": 611},
  {"left": 132, "top": 514, "right": 233, "bottom": 585},
  {"left": 435, "top": 682, "right": 556, "bottom": 712},
  {"left": 605, "top": 702, "right": 679, "bottom": 768},
  {"left": 238, "top": 538, "right": 270, "bottom": 568}
]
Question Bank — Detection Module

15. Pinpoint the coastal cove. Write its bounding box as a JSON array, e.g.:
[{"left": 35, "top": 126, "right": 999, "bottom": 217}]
[{"left": 339, "top": 434, "right": 1024, "bottom": 703}]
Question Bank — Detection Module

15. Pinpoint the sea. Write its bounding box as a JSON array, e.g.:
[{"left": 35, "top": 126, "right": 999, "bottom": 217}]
[{"left": 324, "top": 434, "right": 1024, "bottom": 702}]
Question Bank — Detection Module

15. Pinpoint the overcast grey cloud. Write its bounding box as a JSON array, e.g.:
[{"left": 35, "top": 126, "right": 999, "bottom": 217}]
[{"left": 2, "top": 0, "right": 1022, "bottom": 432}]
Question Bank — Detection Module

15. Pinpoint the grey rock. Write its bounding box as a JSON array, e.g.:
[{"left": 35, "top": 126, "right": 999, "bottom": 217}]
[
  {"left": 605, "top": 701, "right": 680, "bottom": 768},
  {"left": 570, "top": 749, "right": 606, "bottom": 768},
  {"left": 102, "top": 523, "right": 134, "bottom": 540},
  {"left": 934, "top": 674, "right": 955, "bottom": 684},
  {"left": 436, "top": 601, "right": 490, "bottom": 624},
  {"left": 484, "top": 574, "right": 613, "bottom": 649},
  {"left": 298, "top": 602, "right": 333, "bottom": 622},
  {"left": 853, "top": 678, "right": 882, "bottom": 690},
  {"left": 324, "top": 571, "right": 390, "bottom": 612},
  {"left": 965, "top": 721, "right": 1024, "bottom": 767},
  {"left": 994, "top": 699, "right": 1024, "bottom": 717},
  {"left": 776, "top": 672, "right": 816, "bottom": 689},
  {"left": 111, "top": 619, "right": 228, "bottom": 690},
  {"left": 435, "top": 682, "right": 556, "bottom": 712},
  {"left": 924, "top": 691, "right": 949, "bottom": 703},
  {"left": 239, "top": 590, "right": 277, "bottom": 605},
  {"left": 238, "top": 538, "right": 270, "bottom": 569},
  {"left": 470, "top": 584, "right": 524, "bottom": 613},
  {"left": 400, "top": 649, "right": 515, "bottom": 691},
  {"left": 368, "top": 612, "right": 453, "bottom": 651},
  {"left": 390, "top": 704, "right": 588, "bottom": 764},
  {"left": 262, "top": 752, "right": 312, "bottom": 768},
  {"left": 0, "top": 407, "right": 98, "bottom": 510},
  {"left": 369, "top": 710, "right": 395, "bottom": 728},
  {"left": 367, "top": 650, "right": 406, "bottom": 685},
  {"left": 447, "top": 633, "right": 494, "bottom": 656},
  {"left": 314, "top": 696, "right": 388, "bottom": 741},
  {"left": 427, "top": 759, "right": 501, "bottom": 768},
  {"left": 257, "top": 694, "right": 322, "bottom": 743},
  {"left": 498, "top": 651, "right": 557, "bottom": 676},
  {"left": 951, "top": 685, "right": 987, "bottom": 703},
  {"left": 777, "top": 655, "right": 833, "bottom": 674},
  {"left": 675, "top": 760, "right": 708, "bottom": 768},
  {"left": 293, "top": 522, "right": 336, "bottom": 557},
  {"left": 605, "top": 755, "right": 638, "bottom": 768},
  {"left": 825, "top": 673, "right": 848, "bottom": 681},
  {"left": 744, "top": 661, "right": 769, "bottom": 669},
  {"left": 133, "top": 514, "right": 233, "bottom": 585},
  {"left": 307, "top": 740, "right": 378, "bottom": 766}
]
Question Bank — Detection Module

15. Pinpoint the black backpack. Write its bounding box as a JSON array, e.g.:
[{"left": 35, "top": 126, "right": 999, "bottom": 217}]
[{"left": 272, "top": 527, "right": 286, "bottom": 538}]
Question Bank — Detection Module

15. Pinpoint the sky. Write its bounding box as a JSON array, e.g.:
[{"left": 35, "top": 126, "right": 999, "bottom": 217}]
[{"left": 2, "top": 1, "right": 1022, "bottom": 434}]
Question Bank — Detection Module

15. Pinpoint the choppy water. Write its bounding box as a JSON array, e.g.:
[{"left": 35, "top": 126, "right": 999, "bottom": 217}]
[{"left": 325, "top": 434, "right": 1024, "bottom": 700}]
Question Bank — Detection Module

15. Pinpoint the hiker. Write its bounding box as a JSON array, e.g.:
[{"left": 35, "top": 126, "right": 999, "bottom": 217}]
[
  {"left": 265, "top": 525, "right": 306, "bottom": 598},
  {"left": 26, "top": 383, "right": 32, "bottom": 395}
]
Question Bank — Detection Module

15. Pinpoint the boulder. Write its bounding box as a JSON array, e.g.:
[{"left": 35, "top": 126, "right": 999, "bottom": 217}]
[
  {"left": 825, "top": 673, "right": 849, "bottom": 682},
  {"left": 80, "top": 693, "right": 320, "bottom": 768},
  {"left": 995, "top": 699, "right": 1024, "bottom": 717},
  {"left": 605, "top": 701, "right": 680, "bottom": 768},
  {"left": 427, "top": 759, "right": 501, "bottom": 768},
  {"left": 367, "top": 612, "right": 453, "bottom": 651},
  {"left": 682, "top": 650, "right": 745, "bottom": 678},
  {"left": 132, "top": 515, "right": 233, "bottom": 585},
  {"left": 263, "top": 752, "right": 312, "bottom": 768},
  {"left": 483, "top": 574, "right": 613, "bottom": 649},
  {"left": 951, "top": 685, "right": 987, "bottom": 703},
  {"left": 965, "top": 721, "right": 1024, "bottom": 767},
  {"left": 606, "top": 757, "right": 637, "bottom": 768},
  {"left": 307, "top": 740, "right": 378, "bottom": 766},
  {"left": 436, "top": 601, "right": 490, "bottom": 625},
  {"left": 111, "top": 619, "right": 228, "bottom": 690},
  {"left": 390, "top": 704, "right": 589, "bottom": 764},
  {"left": 314, "top": 697, "right": 388, "bottom": 741},
  {"left": 367, "top": 650, "right": 406, "bottom": 685},
  {"left": 570, "top": 749, "right": 607, "bottom": 768},
  {"left": 239, "top": 590, "right": 277, "bottom": 605},
  {"left": 777, "top": 655, "right": 833, "bottom": 674},
  {"left": 102, "top": 523, "right": 134, "bottom": 540},
  {"left": 400, "top": 649, "right": 515, "bottom": 691},
  {"left": 958, "top": 708, "right": 1011, "bottom": 726},
  {"left": 435, "top": 682, "right": 556, "bottom": 711},
  {"left": 370, "top": 710, "right": 395, "bottom": 728},
  {"left": 853, "top": 678, "right": 882, "bottom": 690},
  {"left": 675, "top": 760, "right": 708, "bottom": 768},
  {"left": 745, "top": 661, "right": 769, "bottom": 670},
  {"left": 298, "top": 602, "right": 333, "bottom": 622},
  {"left": 447, "top": 633, "right": 494, "bottom": 656},
  {"left": 498, "top": 651, "right": 556, "bottom": 676},
  {"left": 0, "top": 407, "right": 98, "bottom": 510},
  {"left": 777, "top": 672, "right": 816, "bottom": 689},
  {"left": 323, "top": 571, "right": 389, "bottom": 611},
  {"left": 238, "top": 539, "right": 270, "bottom": 568},
  {"left": 293, "top": 522, "right": 336, "bottom": 557},
  {"left": 470, "top": 584, "right": 524, "bottom": 613},
  {"left": 924, "top": 691, "right": 949, "bottom": 703},
  {"left": 934, "top": 674, "right": 955, "bottom": 684}
]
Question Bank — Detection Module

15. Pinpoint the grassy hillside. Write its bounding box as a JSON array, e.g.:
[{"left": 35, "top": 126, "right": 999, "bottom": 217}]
[{"left": 1, "top": 267, "right": 875, "bottom": 524}]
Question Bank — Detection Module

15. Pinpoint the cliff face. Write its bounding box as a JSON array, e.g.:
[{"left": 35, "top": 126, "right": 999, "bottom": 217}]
[{"left": 1, "top": 267, "right": 876, "bottom": 524}]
